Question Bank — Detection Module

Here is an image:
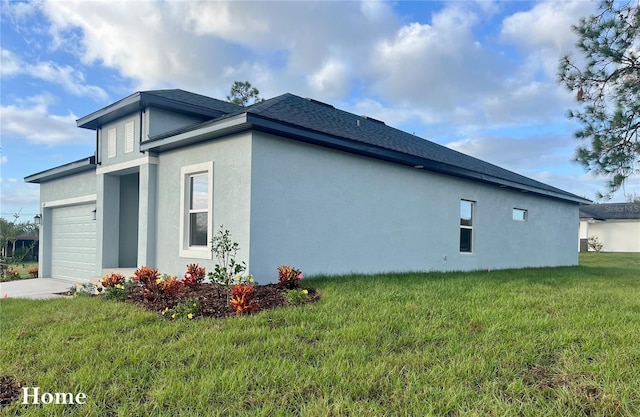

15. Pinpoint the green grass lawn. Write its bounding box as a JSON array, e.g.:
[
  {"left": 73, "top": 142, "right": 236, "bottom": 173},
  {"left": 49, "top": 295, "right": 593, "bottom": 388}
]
[{"left": 1, "top": 253, "right": 639, "bottom": 416}]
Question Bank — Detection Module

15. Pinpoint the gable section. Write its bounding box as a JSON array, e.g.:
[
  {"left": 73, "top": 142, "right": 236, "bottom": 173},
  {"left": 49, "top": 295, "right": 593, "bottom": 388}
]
[{"left": 98, "top": 114, "right": 141, "bottom": 166}]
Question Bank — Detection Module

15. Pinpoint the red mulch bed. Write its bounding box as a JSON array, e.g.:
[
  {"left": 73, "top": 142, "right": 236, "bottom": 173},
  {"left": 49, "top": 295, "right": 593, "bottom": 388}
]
[{"left": 124, "top": 283, "right": 320, "bottom": 319}]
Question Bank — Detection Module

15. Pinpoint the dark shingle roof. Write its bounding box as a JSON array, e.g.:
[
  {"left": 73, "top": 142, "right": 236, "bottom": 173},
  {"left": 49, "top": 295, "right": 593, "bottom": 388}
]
[
  {"left": 77, "top": 89, "right": 242, "bottom": 130},
  {"left": 579, "top": 203, "right": 640, "bottom": 220},
  {"left": 145, "top": 92, "right": 588, "bottom": 203},
  {"left": 145, "top": 89, "right": 242, "bottom": 114}
]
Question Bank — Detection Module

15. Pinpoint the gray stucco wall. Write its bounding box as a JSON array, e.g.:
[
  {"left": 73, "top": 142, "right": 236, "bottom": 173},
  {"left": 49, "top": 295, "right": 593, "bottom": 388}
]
[
  {"left": 248, "top": 133, "right": 579, "bottom": 281},
  {"left": 40, "top": 170, "right": 97, "bottom": 203},
  {"left": 154, "top": 133, "right": 252, "bottom": 276},
  {"left": 98, "top": 113, "right": 142, "bottom": 166},
  {"left": 147, "top": 107, "right": 208, "bottom": 138}
]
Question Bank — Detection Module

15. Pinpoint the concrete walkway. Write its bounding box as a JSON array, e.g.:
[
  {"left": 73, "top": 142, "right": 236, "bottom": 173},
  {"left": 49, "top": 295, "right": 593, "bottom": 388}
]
[{"left": 0, "top": 278, "right": 75, "bottom": 299}]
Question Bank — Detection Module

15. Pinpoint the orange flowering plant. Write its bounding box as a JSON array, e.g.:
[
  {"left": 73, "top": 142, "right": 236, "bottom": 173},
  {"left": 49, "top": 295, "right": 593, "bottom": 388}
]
[
  {"left": 277, "top": 265, "right": 303, "bottom": 289},
  {"left": 183, "top": 263, "right": 206, "bottom": 287},
  {"left": 157, "top": 275, "right": 183, "bottom": 296},
  {"left": 229, "top": 284, "right": 260, "bottom": 315},
  {"left": 101, "top": 272, "right": 125, "bottom": 288},
  {"left": 133, "top": 266, "right": 163, "bottom": 300}
]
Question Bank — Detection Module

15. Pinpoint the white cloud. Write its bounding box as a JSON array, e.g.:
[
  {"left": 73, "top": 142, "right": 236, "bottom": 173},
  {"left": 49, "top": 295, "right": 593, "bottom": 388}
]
[
  {"left": 479, "top": 80, "right": 572, "bottom": 125},
  {"left": 446, "top": 134, "right": 575, "bottom": 172},
  {"left": 351, "top": 98, "right": 439, "bottom": 128},
  {"left": 370, "top": 6, "right": 503, "bottom": 112},
  {"left": 500, "top": 1, "right": 595, "bottom": 78},
  {"left": 38, "top": 0, "right": 398, "bottom": 97},
  {"left": 182, "top": 1, "right": 270, "bottom": 40},
  {"left": 1, "top": 48, "right": 108, "bottom": 100},
  {"left": 501, "top": 1, "right": 594, "bottom": 51},
  {"left": 0, "top": 156, "right": 7, "bottom": 164},
  {"left": 360, "top": 0, "right": 394, "bottom": 22},
  {"left": 28, "top": 61, "right": 108, "bottom": 100},
  {"left": 1, "top": 49, "right": 22, "bottom": 76},
  {"left": 0, "top": 94, "right": 94, "bottom": 145},
  {"left": 0, "top": 180, "right": 41, "bottom": 220},
  {"left": 307, "top": 59, "right": 350, "bottom": 99}
]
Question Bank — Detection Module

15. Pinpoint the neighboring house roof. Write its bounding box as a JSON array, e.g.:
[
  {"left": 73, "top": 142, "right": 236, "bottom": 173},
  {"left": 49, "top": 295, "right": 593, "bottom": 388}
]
[
  {"left": 24, "top": 156, "right": 96, "bottom": 184},
  {"left": 579, "top": 203, "right": 640, "bottom": 220},
  {"left": 145, "top": 93, "right": 590, "bottom": 204},
  {"left": 77, "top": 89, "right": 242, "bottom": 130},
  {"left": 14, "top": 235, "right": 38, "bottom": 241}
]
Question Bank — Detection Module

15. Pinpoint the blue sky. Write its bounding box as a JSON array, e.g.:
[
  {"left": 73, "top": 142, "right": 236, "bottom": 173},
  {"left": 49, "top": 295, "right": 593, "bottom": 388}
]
[{"left": 1, "top": 0, "right": 638, "bottom": 222}]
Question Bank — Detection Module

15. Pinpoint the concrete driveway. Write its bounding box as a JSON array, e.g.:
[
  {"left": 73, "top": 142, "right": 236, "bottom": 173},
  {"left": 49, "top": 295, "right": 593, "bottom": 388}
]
[{"left": 0, "top": 278, "right": 75, "bottom": 300}]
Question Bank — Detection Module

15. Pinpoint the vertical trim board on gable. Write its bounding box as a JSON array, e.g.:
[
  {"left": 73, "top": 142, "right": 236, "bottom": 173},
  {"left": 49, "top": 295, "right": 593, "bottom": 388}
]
[
  {"left": 108, "top": 128, "right": 117, "bottom": 158},
  {"left": 125, "top": 121, "right": 135, "bottom": 153}
]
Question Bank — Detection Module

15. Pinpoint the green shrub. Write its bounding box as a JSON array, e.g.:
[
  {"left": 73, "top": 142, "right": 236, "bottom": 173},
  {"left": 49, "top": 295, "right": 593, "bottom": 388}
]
[{"left": 286, "top": 288, "right": 309, "bottom": 305}]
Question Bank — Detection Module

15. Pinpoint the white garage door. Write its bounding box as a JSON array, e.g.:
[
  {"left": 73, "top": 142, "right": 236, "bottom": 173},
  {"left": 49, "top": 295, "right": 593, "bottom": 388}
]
[{"left": 51, "top": 204, "right": 97, "bottom": 281}]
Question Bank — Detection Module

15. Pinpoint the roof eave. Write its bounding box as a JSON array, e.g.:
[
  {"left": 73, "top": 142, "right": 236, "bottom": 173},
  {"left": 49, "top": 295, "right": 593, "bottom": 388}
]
[
  {"left": 76, "top": 91, "right": 228, "bottom": 130},
  {"left": 24, "top": 156, "right": 96, "bottom": 184},
  {"left": 77, "top": 92, "right": 143, "bottom": 130}
]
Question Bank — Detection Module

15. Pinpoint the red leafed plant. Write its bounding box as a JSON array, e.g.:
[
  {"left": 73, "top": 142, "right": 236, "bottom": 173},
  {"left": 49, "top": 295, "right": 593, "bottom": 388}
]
[
  {"left": 229, "top": 284, "right": 260, "bottom": 315},
  {"left": 133, "top": 266, "right": 160, "bottom": 286},
  {"left": 158, "top": 275, "right": 183, "bottom": 296},
  {"left": 183, "top": 263, "right": 206, "bottom": 287},
  {"left": 101, "top": 272, "right": 125, "bottom": 288},
  {"left": 133, "top": 266, "right": 161, "bottom": 299},
  {"left": 277, "top": 265, "right": 303, "bottom": 289}
]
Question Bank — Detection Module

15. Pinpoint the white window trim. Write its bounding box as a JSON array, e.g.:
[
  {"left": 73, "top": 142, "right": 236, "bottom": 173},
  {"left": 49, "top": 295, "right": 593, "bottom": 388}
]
[
  {"left": 107, "top": 128, "right": 117, "bottom": 158},
  {"left": 124, "top": 121, "right": 135, "bottom": 153},
  {"left": 179, "top": 162, "right": 214, "bottom": 259}
]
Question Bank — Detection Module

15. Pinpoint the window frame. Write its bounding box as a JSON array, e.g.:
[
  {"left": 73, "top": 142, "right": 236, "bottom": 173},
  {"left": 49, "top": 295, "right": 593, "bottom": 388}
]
[
  {"left": 459, "top": 199, "right": 475, "bottom": 253},
  {"left": 512, "top": 208, "right": 528, "bottom": 222},
  {"left": 179, "top": 162, "right": 214, "bottom": 259}
]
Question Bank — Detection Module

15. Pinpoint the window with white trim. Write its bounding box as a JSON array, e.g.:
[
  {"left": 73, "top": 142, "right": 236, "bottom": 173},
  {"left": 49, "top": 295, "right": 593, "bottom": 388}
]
[
  {"left": 124, "top": 121, "right": 134, "bottom": 153},
  {"left": 107, "top": 128, "right": 116, "bottom": 158},
  {"left": 513, "top": 208, "right": 527, "bottom": 221},
  {"left": 179, "top": 162, "right": 213, "bottom": 259},
  {"left": 460, "top": 200, "right": 474, "bottom": 253}
]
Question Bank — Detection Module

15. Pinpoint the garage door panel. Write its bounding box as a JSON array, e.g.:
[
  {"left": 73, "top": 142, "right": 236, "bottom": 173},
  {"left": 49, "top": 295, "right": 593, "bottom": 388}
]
[{"left": 51, "top": 204, "right": 97, "bottom": 281}]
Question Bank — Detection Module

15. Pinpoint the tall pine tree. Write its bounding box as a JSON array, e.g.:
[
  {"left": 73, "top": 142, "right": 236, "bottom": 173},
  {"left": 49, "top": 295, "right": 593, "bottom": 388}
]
[
  {"left": 558, "top": 0, "right": 639, "bottom": 197},
  {"left": 226, "top": 81, "right": 264, "bottom": 107}
]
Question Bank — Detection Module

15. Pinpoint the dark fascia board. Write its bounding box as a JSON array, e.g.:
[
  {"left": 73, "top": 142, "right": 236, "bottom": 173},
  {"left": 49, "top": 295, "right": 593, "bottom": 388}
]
[
  {"left": 24, "top": 156, "right": 96, "bottom": 184},
  {"left": 141, "top": 113, "right": 590, "bottom": 204},
  {"left": 76, "top": 92, "right": 225, "bottom": 130}
]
